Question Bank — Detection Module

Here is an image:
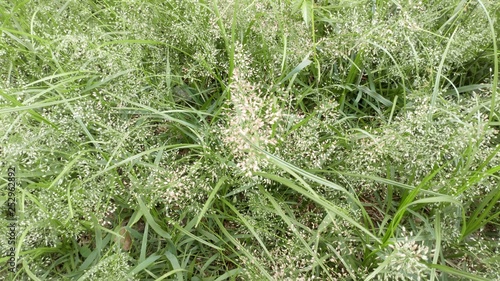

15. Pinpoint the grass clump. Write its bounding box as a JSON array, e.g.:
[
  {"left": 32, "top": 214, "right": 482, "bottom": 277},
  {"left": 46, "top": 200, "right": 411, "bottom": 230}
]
[{"left": 1, "top": 0, "right": 499, "bottom": 280}]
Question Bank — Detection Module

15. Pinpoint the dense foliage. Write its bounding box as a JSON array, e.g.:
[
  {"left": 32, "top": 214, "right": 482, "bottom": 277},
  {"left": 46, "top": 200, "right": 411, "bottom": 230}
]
[{"left": 1, "top": 0, "right": 499, "bottom": 280}]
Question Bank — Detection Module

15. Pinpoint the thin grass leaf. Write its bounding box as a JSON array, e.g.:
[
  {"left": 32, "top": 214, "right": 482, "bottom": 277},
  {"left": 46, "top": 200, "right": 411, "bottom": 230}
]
[
  {"left": 430, "top": 212, "right": 442, "bottom": 281},
  {"left": 165, "top": 251, "right": 184, "bottom": 281},
  {"left": 475, "top": 0, "right": 498, "bottom": 122},
  {"left": 139, "top": 223, "right": 149, "bottom": 264},
  {"left": 255, "top": 171, "right": 381, "bottom": 244},
  {"left": 213, "top": 216, "right": 274, "bottom": 280},
  {"left": 258, "top": 186, "right": 334, "bottom": 280},
  {"left": 0, "top": 95, "right": 86, "bottom": 114},
  {"left": 278, "top": 52, "right": 312, "bottom": 85},
  {"left": 172, "top": 222, "right": 222, "bottom": 251},
  {"left": 430, "top": 27, "right": 458, "bottom": 117},
  {"left": 85, "top": 144, "right": 200, "bottom": 183},
  {"left": 154, "top": 269, "right": 188, "bottom": 281},
  {"left": 381, "top": 166, "right": 444, "bottom": 245},
  {"left": 196, "top": 176, "right": 227, "bottom": 227},
  {"left": 364, "top": 256, "right": 392, "bottom": 281},
  {"left": 220, "top": 198, "right": 273, "bottom": 261},
  {"left": 0, "top": 89, "right": 56, "bottom": 128},
  {"left": 425, "top": 263, "right": 490, "bottom": 281},
  {"left": 354, "top": 85, "right": 393, "bottom": 107},
  {"left": 461, "top": 185, "right": 500, "bottom": 239},
  {"left": 253, "top": 146, "right": 377, "bottom": 235},
  {"left": 444, "top": 84, "right": 491, "bottom": 95},
  {"left": 22, "top": 259, "right": 42, "bottom": 281},
  {"left": 47, "top": 153, "right": 83, "bottom": 190},
  {"left": 136, "top": 196, "right": 172, "bottom": 240},
  {"left": 326, "top": 243, "right": 357, "bottom": 280},
  {"left": 340, "top": 51, "right": 363, "bottom": 110},
  {"left": 213, "top": 268, "right": 242, "bottom": 281},
  {"left": 128, "top": 254, "right": 161, "bottom": 276},
  {"left": 77, "top": 224, "right": 111, "bottom": 272}
]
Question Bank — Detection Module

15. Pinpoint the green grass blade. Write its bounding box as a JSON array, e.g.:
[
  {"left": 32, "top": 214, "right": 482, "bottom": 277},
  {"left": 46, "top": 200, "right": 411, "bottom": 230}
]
[
  {"left": 128, "top": 254, "right": 161, "bottom": 276},
  {"left": 213, "top": 216, "right": 274, "bottom": 280},
  {"left": 425, "top": 263, "right": 490, "bottom": 281},
  {"left": 196, "top": 176, "right": 227, "bottom": 227},
  {"left": 220, "top": 198, "right": 273, "bottom": 261},
  {"left": 136, "top": 197, "right": 172, "bottom": 240},
  {"left": 165, "top": 251, "right": 184, "bottom": 281}
]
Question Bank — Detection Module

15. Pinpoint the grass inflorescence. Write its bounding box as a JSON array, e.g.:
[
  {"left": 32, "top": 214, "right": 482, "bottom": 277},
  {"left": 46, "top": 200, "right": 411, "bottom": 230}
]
[{"left": 0, "top": 0, "right": 499, "bottom": 280}]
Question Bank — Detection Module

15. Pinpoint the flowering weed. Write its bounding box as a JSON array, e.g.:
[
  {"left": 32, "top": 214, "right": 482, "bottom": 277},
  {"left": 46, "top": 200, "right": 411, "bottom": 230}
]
[{"left": 0, "top": 0, "right": 498, "bottom": 280}]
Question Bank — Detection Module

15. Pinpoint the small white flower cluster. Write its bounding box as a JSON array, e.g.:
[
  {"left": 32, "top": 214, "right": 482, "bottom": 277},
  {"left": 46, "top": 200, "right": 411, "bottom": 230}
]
[
  {"left": 341, "top": 94, "right": 496, "bottom": 194},
  {"left": 236, "top": 191, "right": 361, "bottom": 280},
  {"left": 375, "top": 236, "right": 431, "bottom": 280},
  {"left": 78, "top": 251, "right": 137, "bottom": 281},
  {"left": 239, "top": 231, "right": 320, "bottom": 280},
  {"left": 275, "top": 97, "right": 340, "bottom": 170},
  {"left": 317, "top": 0, "right": 497, "bottom": 87},
  {"left": 219, "top": 54, "right": 342, "bottom": 179},
  {"left": 132, "top": 158, "right": 211, "bottom": 216},
  {"left": 219, "top": 45, "right": 283, "bottom": 177},
  {"left": 451, "top": 238, "right": 500, "bottom": 280},
  {"left": 209, "top": 0, "right": 312, "bottom": 79}
]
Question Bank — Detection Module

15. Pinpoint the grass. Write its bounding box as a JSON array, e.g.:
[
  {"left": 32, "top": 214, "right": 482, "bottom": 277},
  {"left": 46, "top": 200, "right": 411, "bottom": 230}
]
[{"left": 0, "top": 0, "right": 499, "bottom": 280}]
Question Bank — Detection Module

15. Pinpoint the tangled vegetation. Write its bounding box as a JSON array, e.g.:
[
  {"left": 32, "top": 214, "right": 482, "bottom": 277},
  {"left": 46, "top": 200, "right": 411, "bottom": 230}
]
[{"left": 1, "top": 0, "right": 499, "bottom": 280}]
